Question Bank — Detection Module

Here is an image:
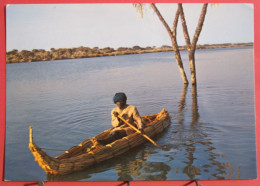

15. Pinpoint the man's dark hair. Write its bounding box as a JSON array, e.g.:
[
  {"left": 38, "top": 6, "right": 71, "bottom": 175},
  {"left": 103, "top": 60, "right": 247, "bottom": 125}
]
[{"left": 113, "top": 92, "right": 127, "bottom": 103}]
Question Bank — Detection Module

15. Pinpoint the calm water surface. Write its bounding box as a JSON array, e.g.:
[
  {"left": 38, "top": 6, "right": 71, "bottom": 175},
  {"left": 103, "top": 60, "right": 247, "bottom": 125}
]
[{"left": 5, "top": 47, "right": 256, "bottom": 181}]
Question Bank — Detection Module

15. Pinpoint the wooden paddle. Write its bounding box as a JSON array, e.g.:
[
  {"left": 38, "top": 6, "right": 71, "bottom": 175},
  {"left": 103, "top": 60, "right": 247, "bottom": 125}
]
[{"left": 117, "top": 115, "right": 167, "bottom": 149}]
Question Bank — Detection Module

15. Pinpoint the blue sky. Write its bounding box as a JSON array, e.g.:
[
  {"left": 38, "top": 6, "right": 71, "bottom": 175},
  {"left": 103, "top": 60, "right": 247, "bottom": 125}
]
[{"left": 6, "top": 3, "right": 254, "bottom": 51}]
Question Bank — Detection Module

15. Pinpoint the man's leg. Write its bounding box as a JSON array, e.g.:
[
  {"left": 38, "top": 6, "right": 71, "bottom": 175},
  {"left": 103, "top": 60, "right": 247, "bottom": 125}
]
[{"left": 98, "top": 130, "right": 127, "bottom": 145}]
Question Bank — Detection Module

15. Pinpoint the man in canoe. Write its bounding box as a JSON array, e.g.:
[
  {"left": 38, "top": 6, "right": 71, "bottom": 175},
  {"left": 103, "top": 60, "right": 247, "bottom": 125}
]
[{"left": 96, "top": 92, "right": 144, "bottom": 145}]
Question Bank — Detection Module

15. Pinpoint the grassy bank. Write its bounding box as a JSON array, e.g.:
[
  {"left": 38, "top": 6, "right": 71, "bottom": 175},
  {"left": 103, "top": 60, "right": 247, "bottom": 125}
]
[{"left": 6, "top": 42, "right": 253, "bottom": 64}]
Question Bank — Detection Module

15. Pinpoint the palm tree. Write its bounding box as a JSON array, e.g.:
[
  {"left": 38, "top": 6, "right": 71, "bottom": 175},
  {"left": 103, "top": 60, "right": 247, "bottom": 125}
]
[
  {"left": 150, "top": 3, "right": 189, "bottom": 84},
  {"left": 178, "top": 3, "right": 208, "bottom": 85},
  {"left": 134, "top": 3, "right": 209, "bottom": 85}
]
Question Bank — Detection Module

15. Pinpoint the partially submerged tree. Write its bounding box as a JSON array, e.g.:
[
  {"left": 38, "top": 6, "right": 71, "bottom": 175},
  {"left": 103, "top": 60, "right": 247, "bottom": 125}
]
[
  {"left": 134, "top": 3, "right": 208, "bottom": 85},
  {"left": 150, "top": 3, "right": 189, "bottom": 84},
  {"left": 178, "top": 4, "right": 208, "bottom": 85}
]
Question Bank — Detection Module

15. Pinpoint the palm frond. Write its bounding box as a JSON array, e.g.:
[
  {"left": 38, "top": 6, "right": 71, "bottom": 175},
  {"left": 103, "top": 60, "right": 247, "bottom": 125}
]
[
  {"left": 211, "top": 3, "right": 220, "bottom": 7},
  {"left": 133, "top": 3, "right": 145, "bottom": 18}
]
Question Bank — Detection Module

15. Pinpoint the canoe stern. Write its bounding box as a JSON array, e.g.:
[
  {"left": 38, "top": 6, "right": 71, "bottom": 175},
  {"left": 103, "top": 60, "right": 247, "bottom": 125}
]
[{"left": 28, "top": 126, "right": 59, "bottom": 175}]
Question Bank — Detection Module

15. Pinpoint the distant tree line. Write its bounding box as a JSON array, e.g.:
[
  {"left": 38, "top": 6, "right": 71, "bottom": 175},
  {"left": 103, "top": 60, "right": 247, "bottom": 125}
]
[{"left": 6, "top": 42, "right": 253, "bottom": 64}]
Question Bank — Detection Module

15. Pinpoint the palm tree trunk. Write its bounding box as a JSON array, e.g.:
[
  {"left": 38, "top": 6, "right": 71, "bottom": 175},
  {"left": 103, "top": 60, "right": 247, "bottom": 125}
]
[
  {"left": 150, "top": 3, "right": 189, "bottom": 84},
  {"left": 179, "top": 3, "right": 208, "bottom": 85},
  {"left": 191, "top": 3, "right": 208, "bottom": 51},
  {"left": 188, "top": 53, "right": 197, "bottom": 85},
  {"left": 191, "top": 84, "right": 199, "bottom": 125}
]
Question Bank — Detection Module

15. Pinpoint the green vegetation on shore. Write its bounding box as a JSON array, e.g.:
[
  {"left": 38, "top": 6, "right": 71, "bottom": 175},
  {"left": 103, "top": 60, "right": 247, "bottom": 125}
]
[{"left": 6, "top": 42, "right": 253, "bottom": 64}]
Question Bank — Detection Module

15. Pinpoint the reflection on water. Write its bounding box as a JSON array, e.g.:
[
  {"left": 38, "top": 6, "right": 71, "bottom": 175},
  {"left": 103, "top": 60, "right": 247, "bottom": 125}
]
[
  {"left": 115, "top": 148, "right": 171, "bottom": 181},
  {"left": 182, "top": 85, "right": 201, "bottom": 180},
  {"left": 47, "top": 145, "right": 171, "bottom": 181},
  {"left": 175, "top": 84, "right": 241, "bottom": 180}
]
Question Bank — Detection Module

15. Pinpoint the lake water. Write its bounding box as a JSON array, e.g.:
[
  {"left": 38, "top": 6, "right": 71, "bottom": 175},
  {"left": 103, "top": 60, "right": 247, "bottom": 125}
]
[{"left": 5, "top": 47, "right": 256, "bottom": 181}]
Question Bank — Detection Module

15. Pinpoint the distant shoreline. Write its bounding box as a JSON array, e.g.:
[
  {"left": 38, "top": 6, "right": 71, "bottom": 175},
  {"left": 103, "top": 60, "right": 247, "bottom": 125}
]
[{"left": 6, "top": 42, "right": 253, "bottom": 64}]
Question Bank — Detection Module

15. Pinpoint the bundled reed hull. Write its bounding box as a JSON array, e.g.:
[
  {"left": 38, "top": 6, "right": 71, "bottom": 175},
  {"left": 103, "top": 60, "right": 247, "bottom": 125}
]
[{"left": 28, "top": 109, "right": 171, "bottom": 175}]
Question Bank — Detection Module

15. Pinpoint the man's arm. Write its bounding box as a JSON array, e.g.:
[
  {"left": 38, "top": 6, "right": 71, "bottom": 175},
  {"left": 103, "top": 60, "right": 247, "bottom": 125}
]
[
  {"left": 132, "top": 106, "right": 144, "bottom": 131},
  {"left": 111, "top": 110, "right": 122, "bottom": 127}
]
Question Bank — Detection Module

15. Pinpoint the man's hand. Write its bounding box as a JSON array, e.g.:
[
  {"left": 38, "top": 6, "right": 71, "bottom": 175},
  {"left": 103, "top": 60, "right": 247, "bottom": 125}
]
[
  {"left": 113, "top": 112, "right": 123, "bottom": 126},
  {"left": 113, "top": 112, "right": 119, "bottom": 117},
  {"left": 139, "top": 127, "right": 145, "bottom": 134}
]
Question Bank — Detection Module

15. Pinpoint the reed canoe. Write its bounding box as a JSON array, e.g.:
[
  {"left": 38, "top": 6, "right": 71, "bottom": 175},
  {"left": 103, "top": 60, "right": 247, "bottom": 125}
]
[{"left": 28, "top": 108, "right": 171, "bottom": 175}]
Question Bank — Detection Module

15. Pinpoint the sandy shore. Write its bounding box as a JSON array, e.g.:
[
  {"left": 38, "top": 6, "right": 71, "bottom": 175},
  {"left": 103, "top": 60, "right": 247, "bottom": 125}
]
[{"left": 6, "top": 42, "right": 253, "bottom": 64}]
